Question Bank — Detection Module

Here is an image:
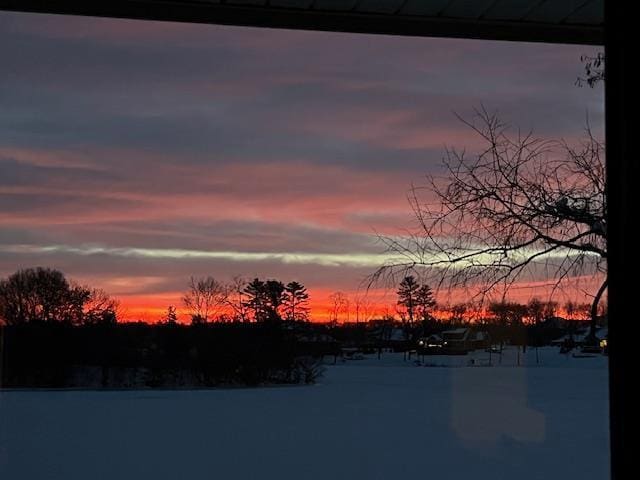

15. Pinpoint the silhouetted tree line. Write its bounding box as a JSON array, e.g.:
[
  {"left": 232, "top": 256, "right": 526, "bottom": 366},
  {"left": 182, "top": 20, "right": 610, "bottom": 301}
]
[
  {"left": 182, "top": 276, "right": 310, "bottom": 324},
  {"left": 360, "top": 275, "right": 607, "bottom": 353},
  {"left": 0, "top": 268, "right": 605, "bottom": 388},
  {"left": 0, "top": 268, "right": 322, "bottom": 388}
]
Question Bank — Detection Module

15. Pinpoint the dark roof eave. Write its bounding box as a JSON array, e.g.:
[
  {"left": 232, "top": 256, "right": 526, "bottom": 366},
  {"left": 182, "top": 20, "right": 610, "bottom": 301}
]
[{"left": 0, "top": 1, "right": 604, "bottom": 46}]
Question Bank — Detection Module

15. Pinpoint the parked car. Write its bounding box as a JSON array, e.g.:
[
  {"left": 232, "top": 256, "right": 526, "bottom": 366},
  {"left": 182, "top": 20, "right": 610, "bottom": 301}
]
[{"left": 416, "top": 334, "right": 444, "bottom": 354}]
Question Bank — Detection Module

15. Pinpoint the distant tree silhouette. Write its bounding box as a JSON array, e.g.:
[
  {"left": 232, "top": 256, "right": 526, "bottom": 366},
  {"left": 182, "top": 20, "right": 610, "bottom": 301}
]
[
  {"left": 328, "top": 291, "right": 349, "bottom": 324},
  {"left": 264, "top": 280, "right": 286, "bottom": 322},
  {"left": 564, "top": 300, "right": 592, "bottom": 321},
  {"left": 283, "top": 281, "right": 310, "bottom": 322},
  {"left": 182, "top": 276, "right": 226, "bottom": 324},
  {"left": 415, "top": 284, "right": 437, "bottom": 322},
  {"left": 353, "top": 293, "right": 374, "bottom": 323},
  {"left": 488, "top": 300, "right": 529, "bottom": 361},
  {"left": 162, "top": 305, "right": 178, "bottom": 324},
  {"left": 488, "top": 301, "right": 527, "bottom": 328},
  {"left": 243, "top": 278, "right": 286, "bottom": 323},
  {"left": 83, "top": 288, "right": 119, "bottom": 324},
  {"left": 575, "top": 303, "right": 592, "bottom": 321},
  {"left": 543, "top": 301, "right": 558, "bottom": 320},
  {"left": 396, "top": 275, "right": 420, "bottom": 323},
  {"left": 224, "top": 276, "right": 249, "bottom": 322},
  {"left": 0, "top": 267, "right": 81, "bottom": 324},
  {"left": 527, "top": 297, "right": 546, "bottom": 363},
  {"left": 564, "top": 300, "right": 577, "bottom": 320},
  {"left": 448, "top": 302, "right": 468, "bottom": 324},
  {"left": 0, "top": 267, "right": 118, "bottom": 325},
  {"left": 244, "top": 278, "right": 268, "bottom": 322}
]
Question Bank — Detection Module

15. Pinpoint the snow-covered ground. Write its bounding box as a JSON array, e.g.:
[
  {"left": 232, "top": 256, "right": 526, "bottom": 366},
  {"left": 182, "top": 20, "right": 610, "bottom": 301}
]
[{"left": 0, "top": 347, "right": 610, "bottom": 480}]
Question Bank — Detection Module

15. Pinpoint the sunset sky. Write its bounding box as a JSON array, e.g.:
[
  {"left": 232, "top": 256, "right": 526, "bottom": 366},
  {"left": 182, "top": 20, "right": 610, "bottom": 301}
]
[{"left": 0, "top": 11, "right": 604, "bottom": 322}]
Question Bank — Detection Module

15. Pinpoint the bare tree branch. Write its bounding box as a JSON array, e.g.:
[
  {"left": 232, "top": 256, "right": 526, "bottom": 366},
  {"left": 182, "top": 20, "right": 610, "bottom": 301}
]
[{"left": 370, "top": 109, "right": 606, "bottom": 339}]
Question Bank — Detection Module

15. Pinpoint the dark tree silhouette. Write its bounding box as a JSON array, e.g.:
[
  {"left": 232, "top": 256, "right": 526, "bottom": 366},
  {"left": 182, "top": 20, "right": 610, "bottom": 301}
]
[
  {"left": 224, "top": 276, "right": 249, "bottom": 322},
  {"left": 83, "top": 288, "right": 119, "bottom": 324},
  {"left": 527, "top": 298, "right": 545, "bottom": 325},
  {"left": 396, "top": 275, "right": 420, "bottom": 323},
  {"left": 0, "top": 267, "right": 117, "bottom": 325},
  {"left": 448, "top": 302, "right": 468, "bottom": 324},
  {"left": 372, "top": 107, "right": 606, "bottom": 344},
  {"left": 488, "top": 301, "right": 528, "bottom": 328},
  {"left": 244, "top": 278, "right": 268, "bottom": 322},
  {"left": 416, "top": 284, "right": 437, "bottom": 322},
  {"left": 283, "top": 281, "right": 310, "bottom": 322},
  {"left": 243, "top": 278, "right": 286, "bottom": 323},
  {"left": 527, "top": 297, "right": 546, "bottom": 363},
  {"left": 264, "top": 280, "right": 286, "bottom": 322},
  {"left": 328, "top": 291, "right": 349, "bottom": 324},
  {"left": 162, "top": 305, "right": 178, "bottom": 324},
  {"left": 543, "top": 301, "right": 558, "bottom": 321},
  {"left": 353, "top": 293, "right": 374, "bottom": 323},
  {"left": 182, "top": 276, "right": 226, "bottom": 324}
]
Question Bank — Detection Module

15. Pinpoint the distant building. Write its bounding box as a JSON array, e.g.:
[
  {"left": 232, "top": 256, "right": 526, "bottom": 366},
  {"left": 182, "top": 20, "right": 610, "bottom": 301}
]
[{"left": 440, "top": 327, "right": 490, "bottom": 354}]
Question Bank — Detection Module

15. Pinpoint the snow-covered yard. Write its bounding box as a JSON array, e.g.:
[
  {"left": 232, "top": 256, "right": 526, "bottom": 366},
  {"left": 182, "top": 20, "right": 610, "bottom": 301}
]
[{"left": 0, "top": 347, "right": 610, "bottom": 480}]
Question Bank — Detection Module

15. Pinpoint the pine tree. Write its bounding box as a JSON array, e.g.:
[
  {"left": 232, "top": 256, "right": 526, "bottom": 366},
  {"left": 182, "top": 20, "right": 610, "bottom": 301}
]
[
  {"left": 163, "top": 305, "right": 178, "bottom": 324},
  {"left": 264, "top": 280, "right": 285, "bottom": 323},
  {"left": 283, "top": 281, "right": 310, "bottom": 321},
  {"left": 243, "top": 278, "right": 268, "bottom": 322},
  {"left": 397, "top": 275, "right": 420, "bottom": 323},
  {"left": 416, "top": 284, "right": 437, "bottom": 321},
  {"left": 243, "top": 278, "right": 286, "bottom": 322}
]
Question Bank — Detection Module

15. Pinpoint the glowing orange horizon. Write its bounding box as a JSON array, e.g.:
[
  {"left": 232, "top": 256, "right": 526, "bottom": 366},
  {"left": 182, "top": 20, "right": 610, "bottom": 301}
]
[
  {"left": 113, "top": 278, "right": 603, "bottom": 324},
  {"left": 115, "top": 288, "right": 395, "bottom": 324}
]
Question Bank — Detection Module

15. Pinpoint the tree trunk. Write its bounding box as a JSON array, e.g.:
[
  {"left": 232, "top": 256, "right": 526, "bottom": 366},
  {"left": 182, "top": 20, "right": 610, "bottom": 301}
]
[{"left": 588, "top": 278, "right": 608, "bottom": 344}]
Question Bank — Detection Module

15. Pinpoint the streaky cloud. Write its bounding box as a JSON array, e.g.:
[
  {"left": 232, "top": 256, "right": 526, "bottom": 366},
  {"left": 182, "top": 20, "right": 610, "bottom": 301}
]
[
  {"left": 2, "top": 244, "right": 404, "bottom": 268},
  {"left": 2, "top": 242, "right": 601, "bottom": 272}
]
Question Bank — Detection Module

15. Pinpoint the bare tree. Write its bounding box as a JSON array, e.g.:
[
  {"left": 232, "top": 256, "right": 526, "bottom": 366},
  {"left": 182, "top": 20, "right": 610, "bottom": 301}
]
[
  {"left": 0, "top": 268, "right": 86, "bottom": 325},
  {"left": 527, "top": 297, "right": 546, "bottom": 363},
  {"left": 543, "top": 300, "right": 558, "bottom": 320},
  {"left": 353, "top": 293, "right": 374, "bottom": 323},
  {"left": 449, "top": 302, "right": 468, "bottom": 324},
  {"left": 182, "top": 276, "right": 227, "bottom": 324},
  {"left": 82, "top": 287, "right": 120, "bottom": 324},
  {"left": 564, "top": 300, "right": 577, "bottom": 320},
  {"left": 527, "top": 298, "right": 545, "bottom": 325},
  {"left": 224, "top": 276, "right": 249, "bottom": 322},
  {"left": 575, "top": 302, "right": 593, "bottom": 321},
  {"left": 0, "top": 268, "right": 120, "bottom": 325},
  {"left": 372, "top": 108, "right": 606, "bottom": 344},
  {"left": 328, "top": 291, "right": 349, "bottom": 324}
]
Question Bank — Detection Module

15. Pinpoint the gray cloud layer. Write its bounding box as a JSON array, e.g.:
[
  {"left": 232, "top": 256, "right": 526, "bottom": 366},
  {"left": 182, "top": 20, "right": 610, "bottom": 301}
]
[{"left": 0, "top": 11, "right": 604, "bottom": 304}]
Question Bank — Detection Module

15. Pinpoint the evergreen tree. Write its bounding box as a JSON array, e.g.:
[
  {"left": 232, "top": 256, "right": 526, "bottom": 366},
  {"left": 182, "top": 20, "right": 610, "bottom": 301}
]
[
  {"left": 243, "top": 278, "right": 268, "bottom": 322},
  {"left": 397, "top": 275, "right": 420, "bottom": 323},
  {"left": 243, "top": 278, "right": 286, "bottom": 323},
  {"left": 416, "top": 284, "right": 437, "bottom": 321},
  {"left": 264, "top": 280, "right": 285, "bottom": 323},
  {"left": 163, "top": 305, "right": 178, "bottom": 324},
  {"left": 283, "top": 281, "right": 310, "bottom": 321}
]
